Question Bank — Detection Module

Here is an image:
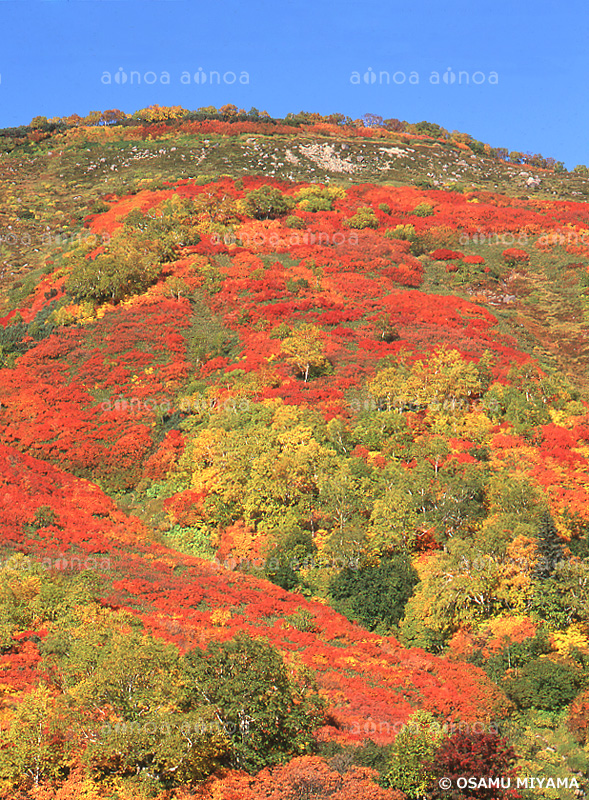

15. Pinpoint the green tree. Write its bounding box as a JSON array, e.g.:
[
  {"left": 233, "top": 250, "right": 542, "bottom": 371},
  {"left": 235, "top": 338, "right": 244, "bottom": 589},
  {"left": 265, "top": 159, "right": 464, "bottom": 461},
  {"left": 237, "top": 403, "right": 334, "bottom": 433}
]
[
  {"left": 264, "top": 528, "right": 317, "bottom": 591},
  {"left": 29, "top": 115, "right": 49, "bottom": 129},
  {"left": 318, "top": 462, "right": 368, "bottom": 552},
  {"left": 181, "top": 634, "right": 325, "bottom": 771},
  {"left": 124, "top": 198, "right": 202, "bottom": 260},
  {"left": 528, "top": 559, "right": 589, "bottom": 628},
  {"left": 0, "top": 684, "right": 65, "bottom": 787},
  {"left": 368, "top": 348, "right": 482, "bottom": 412},
  {"left": 164, "top": 275, "right": 191, "bottom": 300},
  {"left": 88, "top": 709, "right": 230, "bottom": 786},
  {"left": 329, "top": 552, "right": 418, "bottom": 633},
  {"left": 412, "top": 121, "right": 448, "bottom": 138},
  {"left": 533, "top": 510, "right": 565, "bottom": 579},
  {"left": 368, "top": 481, "right": 421, "bottom": 552},
  {"left": 504, "top": 657, "right": 582, "bottom": 710},
  {"left": 42, "top": 610, "right": 181, "bottom": 718},
  {"left": 385, "top": 711, "right": 444, "bottom": 797},
  {"left": 398, "top": 538, "right": 511, "bottom": 651},
  {"left": 470, "top": 626, "right": 551, "bottom": 684},
  {"left": 42, "top": 608, "right": 229, "bottom": 786}
]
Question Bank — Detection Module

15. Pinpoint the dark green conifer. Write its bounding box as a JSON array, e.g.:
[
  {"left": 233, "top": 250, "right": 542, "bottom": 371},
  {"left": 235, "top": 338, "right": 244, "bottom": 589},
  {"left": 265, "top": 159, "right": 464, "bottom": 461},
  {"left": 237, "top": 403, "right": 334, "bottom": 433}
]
[{"left": 534, "top": 511, "right": 564, "bottom": 579}]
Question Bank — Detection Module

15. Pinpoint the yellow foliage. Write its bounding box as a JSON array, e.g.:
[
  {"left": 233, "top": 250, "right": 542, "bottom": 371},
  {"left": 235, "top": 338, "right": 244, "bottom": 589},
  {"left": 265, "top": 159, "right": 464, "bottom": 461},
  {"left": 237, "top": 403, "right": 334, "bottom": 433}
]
[
  {"left": 295, "top": 185, "right": 346, "bottom": 201},
  {"left": 368, "top": 347, "right": 481, "bottom": 412},
  {"left": 368, "top": 487, "right": 420, "bottom": 552},
  {"left": 51, "top": 301, "right": 95, "bottom": 327},
  {"left": 548, "top": 408, "right": 569, "bottom": 426},
  {"left": 281, "top": 324, "right": 327, "bottom": 382},
  {"left": 552, "top": 624, "right": 589, "bottom": 656},
  {"left": 211, "top": 608, "right": 232, "bottom": 627},
  {"left": 455, "top": 407, "right": 495, "bottom": 442}
]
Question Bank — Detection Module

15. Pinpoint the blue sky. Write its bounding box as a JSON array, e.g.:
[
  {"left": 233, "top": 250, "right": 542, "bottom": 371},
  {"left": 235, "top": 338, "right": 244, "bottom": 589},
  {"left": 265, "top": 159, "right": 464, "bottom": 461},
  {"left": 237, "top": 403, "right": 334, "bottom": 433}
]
[{"left": 0, "top": 0, "right": 586, "bottom": 167}]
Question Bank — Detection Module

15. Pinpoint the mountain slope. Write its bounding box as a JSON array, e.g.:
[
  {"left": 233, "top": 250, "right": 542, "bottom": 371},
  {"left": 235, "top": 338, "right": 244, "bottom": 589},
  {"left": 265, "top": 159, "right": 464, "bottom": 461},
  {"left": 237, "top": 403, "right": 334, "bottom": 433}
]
[{"left": 2, "top": 116, "right": 589, "bottom": 797}]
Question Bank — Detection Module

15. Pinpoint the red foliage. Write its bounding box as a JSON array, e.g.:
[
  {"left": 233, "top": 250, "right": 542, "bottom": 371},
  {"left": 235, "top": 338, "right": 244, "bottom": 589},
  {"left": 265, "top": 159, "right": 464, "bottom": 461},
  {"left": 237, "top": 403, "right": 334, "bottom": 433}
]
[
  {"left": 430, "top": 249, "right": 464, "bottom": 260},
  {"left": 143, "top": 430, "right": 186, "bottom": 481},
  {"left": 5, "top": 173, "right": 589, "bottom": 761},
  {"left": 502, "top": 248, "right": 530, "bottom": 264},
  {"left": 428, "top": 731, "right": 518, "bottom": 799},
  {"left": 568, "top": 690, "right": 589, "bottom": 743},
  {"left": 198, "top": 756, "right": 404, "bottom": 799},
  {"left": 0, "top": 297, "right": 192, "bottom": 489},
  {"left": 164, "top": 489, "right": 208, "bottom": 526},
  {"left": 0, "top": 640, "right": 42, "bottom": 692},
  {"left": 0, "top": 442, "right": 509, "bottom": 745}
]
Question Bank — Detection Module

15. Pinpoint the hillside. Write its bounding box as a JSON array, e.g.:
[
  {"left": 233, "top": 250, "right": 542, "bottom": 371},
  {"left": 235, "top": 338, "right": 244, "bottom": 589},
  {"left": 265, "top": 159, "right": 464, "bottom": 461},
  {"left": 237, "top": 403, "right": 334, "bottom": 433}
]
[{"left": 1, "top": 111, "right": 589, "bottom": 798}]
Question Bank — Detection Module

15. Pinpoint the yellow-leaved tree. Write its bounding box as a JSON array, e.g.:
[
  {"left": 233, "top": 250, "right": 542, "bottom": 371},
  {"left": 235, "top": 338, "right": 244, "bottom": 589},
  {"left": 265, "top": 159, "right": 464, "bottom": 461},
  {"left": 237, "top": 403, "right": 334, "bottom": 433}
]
[{"left": 281, "top": 324, "right": 328, "bottom": 382}]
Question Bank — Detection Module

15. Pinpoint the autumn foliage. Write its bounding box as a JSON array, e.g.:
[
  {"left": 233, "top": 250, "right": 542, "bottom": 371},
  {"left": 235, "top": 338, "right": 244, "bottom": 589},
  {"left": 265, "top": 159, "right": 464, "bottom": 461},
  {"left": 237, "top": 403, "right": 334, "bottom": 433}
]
[{"left": 2, "top": 150, "right": 589, "bottom": 798}]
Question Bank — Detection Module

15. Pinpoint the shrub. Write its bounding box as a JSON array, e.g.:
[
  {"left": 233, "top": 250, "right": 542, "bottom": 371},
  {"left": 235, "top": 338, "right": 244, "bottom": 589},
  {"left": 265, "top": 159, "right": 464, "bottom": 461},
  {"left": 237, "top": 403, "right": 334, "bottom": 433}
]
[
  {"left": 298, "top": 195, "right": 332, "bottom": 212},
  {"left": 418, "top": 225, "right": 459, "bottom": 253},
  {"left": 65, "top": 231, "right": 162, "bottom": 304},
  {"left": 241, "top": 186, "right": 294, "bottom": 219},
  {"left": 429, "top": 248, "right": 464, "bottom": 260},
  {"left": 379, "top": 324, "right": 400, "bottom": 343},
  {"left": 124, "top": 200, "right": 202, "bottom": 261},
  {"left": 31, "top": 506, "right": 59, "bottom": 530},
  {"left": 385, "top": 224, "right": 417, "bottom": 242},
  {"left": 412, "top": 202, "right": 434, "bottom": 217},
  {"left": 269, "top": 322, "right": 292, "bottom": 340},
  {"left": 295, "top": 185, "right": 346, "bottom": 213},
  {"left": 502, "top": 248, "right": 530, "bottom": 267},
  {"left": 385, "top": 225, "right": 458, "bottom": 256},
  {"left": 282, "top": 608, "right": 317, "bottom": 632},
  {"left": 286, "top": 278, "right": 309, "bottom": 295},
  {"left": 345, "top": 206, "right": 379, "bottom": 229},
  {"left": 427, "top": 731, "right": 517, "bottom": 799},
  {"left": 90, "top": 199, "right": 111, "bottom": 215},
  {"left": 285, "top": 214, "right": 305, "bottom": 229}
]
